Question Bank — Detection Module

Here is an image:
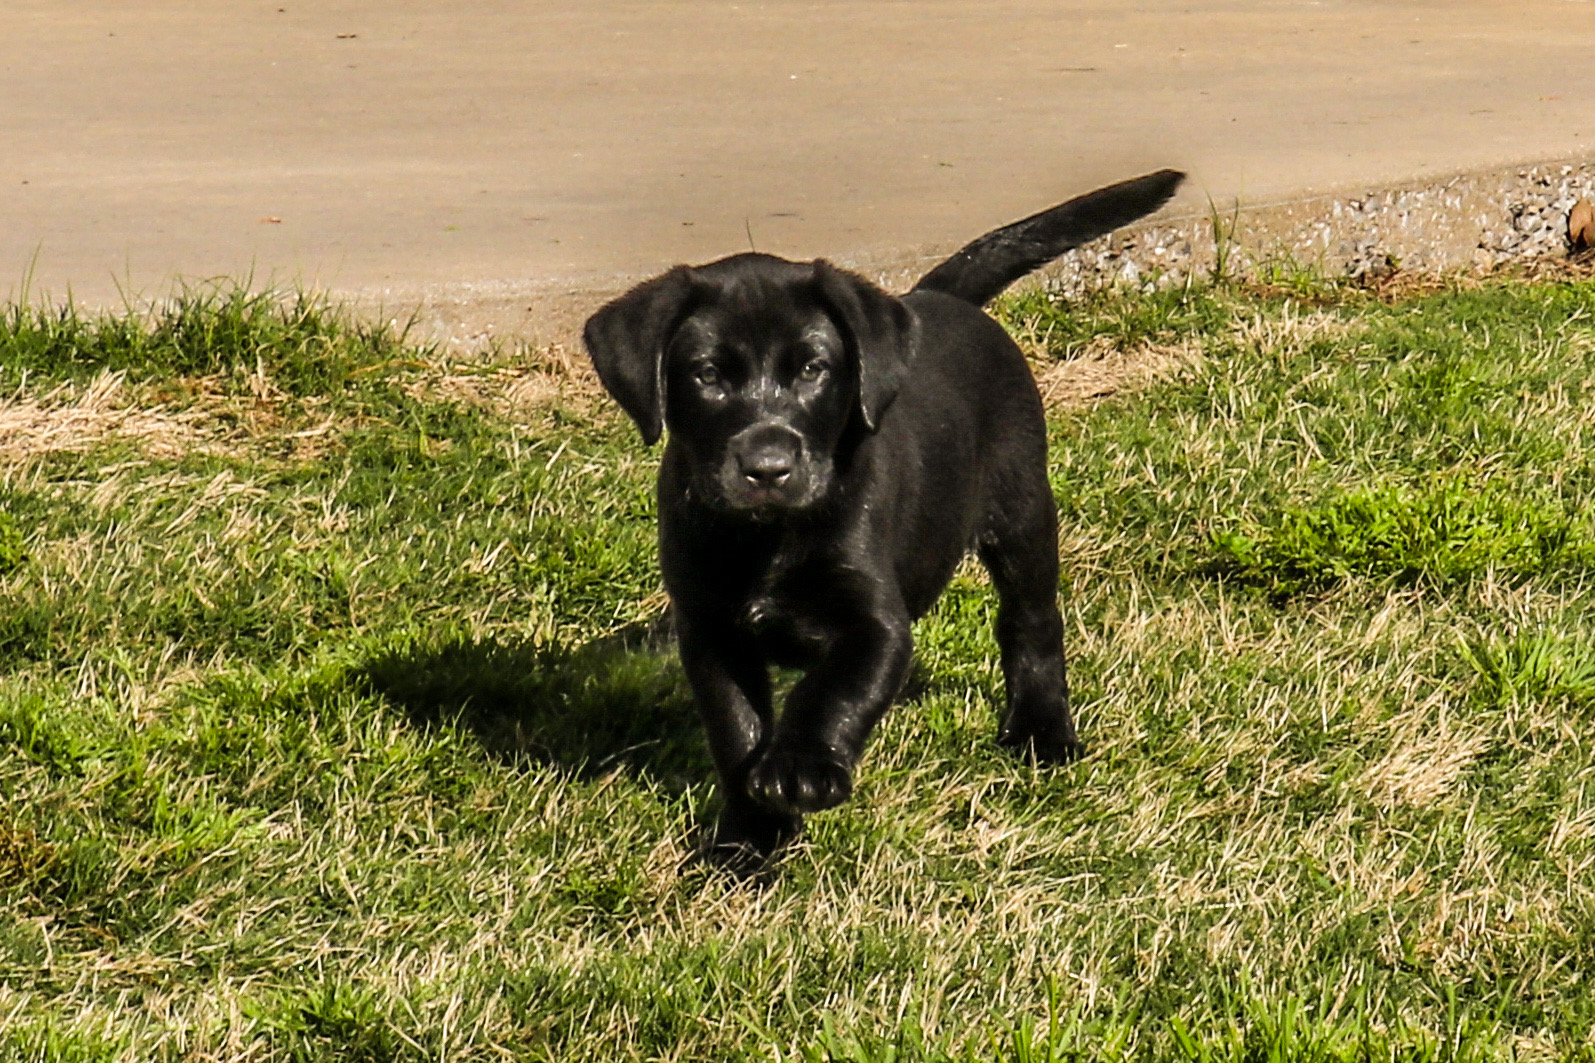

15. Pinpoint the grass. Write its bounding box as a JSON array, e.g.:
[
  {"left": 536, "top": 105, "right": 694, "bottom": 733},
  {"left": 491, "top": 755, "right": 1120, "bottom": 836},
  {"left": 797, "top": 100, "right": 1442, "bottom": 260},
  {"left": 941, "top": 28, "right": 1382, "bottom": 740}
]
[
  {"left": 1206, "top": 474, "right": 1595, "bottom": 598},
  {"left": 4, "top": 268, "right": 1595, "bottom": 1060},
  {"left": 0, "top": 283, "right": 419, "bottom": 395}
]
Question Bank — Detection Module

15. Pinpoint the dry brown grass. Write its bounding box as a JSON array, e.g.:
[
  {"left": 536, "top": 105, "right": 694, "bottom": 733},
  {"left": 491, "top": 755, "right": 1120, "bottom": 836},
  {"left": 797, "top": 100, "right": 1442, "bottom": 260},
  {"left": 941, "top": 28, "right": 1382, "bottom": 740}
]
[
  {"left": 1229, "top": 303, "right": 1353, "bottom": 358},
  {"left": 0, "top": 299, "right": 1208, "bottom": 472},
  {"left": 401, "top": 342, "right": 602, "bottom": 419},
  {"left": 1033, "top": 337, "right": 1203, "bottom": 407},
  {"left": 0, "top": 373, "right": 220, "bottom": 463},
  {"left": 0, "top": 340, "right": 604, "bottom": 469}
]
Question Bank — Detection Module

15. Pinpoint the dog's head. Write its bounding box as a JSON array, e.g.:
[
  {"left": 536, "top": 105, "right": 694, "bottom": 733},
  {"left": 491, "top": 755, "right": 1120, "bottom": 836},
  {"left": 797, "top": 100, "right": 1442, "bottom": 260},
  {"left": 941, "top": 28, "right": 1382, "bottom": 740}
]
[{"left": 583, "top": 253, "right": 917, "bottom": 517}]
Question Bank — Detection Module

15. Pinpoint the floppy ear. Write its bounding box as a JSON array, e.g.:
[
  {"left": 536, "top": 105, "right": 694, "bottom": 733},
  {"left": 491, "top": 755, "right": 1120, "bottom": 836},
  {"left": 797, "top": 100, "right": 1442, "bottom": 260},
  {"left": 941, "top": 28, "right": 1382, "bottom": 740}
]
[
  {"left": 813, "top": 260, "right": 918, "bottom": 431},
  {"left": 582, "top": 266, "right": 698, "bottom": 445}
]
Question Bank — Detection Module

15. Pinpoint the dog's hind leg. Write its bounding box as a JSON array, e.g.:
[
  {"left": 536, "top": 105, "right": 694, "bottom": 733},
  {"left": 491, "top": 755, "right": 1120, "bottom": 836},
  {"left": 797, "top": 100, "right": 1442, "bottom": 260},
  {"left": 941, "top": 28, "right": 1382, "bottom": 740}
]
[{"left": 977, "top": 468, "right": 1080, "bottom": 763}]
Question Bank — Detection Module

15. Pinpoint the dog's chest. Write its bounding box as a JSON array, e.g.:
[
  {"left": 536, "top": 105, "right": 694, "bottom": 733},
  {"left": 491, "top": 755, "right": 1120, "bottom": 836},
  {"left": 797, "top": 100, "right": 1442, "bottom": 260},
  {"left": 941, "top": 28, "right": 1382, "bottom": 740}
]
[{"left": 738, "top": 558, "right": 845, "bottom": 668}]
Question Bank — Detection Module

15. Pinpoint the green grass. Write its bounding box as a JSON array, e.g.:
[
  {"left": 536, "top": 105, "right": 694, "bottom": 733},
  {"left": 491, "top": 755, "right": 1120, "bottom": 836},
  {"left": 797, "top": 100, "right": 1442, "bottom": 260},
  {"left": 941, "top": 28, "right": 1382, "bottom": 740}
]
[
  {"left": 0, "top": 283, "right": 419, "bottom": 395},
  {"left": 1206, "top": 474, "right": 1594, "bottom": 598},
  {"left": 4, "top": 272, "right": 1595, "bottom": 1061},
  {"left": 0, "top": 507, "right": 23, "bottom": 574}
]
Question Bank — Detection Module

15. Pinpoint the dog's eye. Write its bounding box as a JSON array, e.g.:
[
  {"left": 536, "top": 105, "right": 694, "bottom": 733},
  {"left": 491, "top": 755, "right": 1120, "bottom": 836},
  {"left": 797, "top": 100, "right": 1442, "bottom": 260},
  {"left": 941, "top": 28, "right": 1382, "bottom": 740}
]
[
  {"left": 798, "top": 358, "right": 829, "bottom": 382},
  {"left": 693, "top": 364, "right": 723, "bottom": 387}
]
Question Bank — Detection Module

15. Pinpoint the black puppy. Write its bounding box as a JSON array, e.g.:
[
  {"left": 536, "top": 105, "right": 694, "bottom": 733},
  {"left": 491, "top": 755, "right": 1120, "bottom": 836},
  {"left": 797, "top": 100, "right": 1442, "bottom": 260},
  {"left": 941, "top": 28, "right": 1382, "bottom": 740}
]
[{"left": 584, "top": 170, "right": 1183, "bottom": 863}]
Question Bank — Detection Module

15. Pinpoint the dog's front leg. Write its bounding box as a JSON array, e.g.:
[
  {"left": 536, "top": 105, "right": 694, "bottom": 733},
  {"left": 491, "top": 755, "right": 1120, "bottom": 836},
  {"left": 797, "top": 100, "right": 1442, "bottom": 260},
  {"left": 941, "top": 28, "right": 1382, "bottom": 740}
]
[
  {"left": 746, "top": 602, "right": 913, "bottom": 817},
  {"left": 676, "top": 616, "right": 802, "bottom": 863}
]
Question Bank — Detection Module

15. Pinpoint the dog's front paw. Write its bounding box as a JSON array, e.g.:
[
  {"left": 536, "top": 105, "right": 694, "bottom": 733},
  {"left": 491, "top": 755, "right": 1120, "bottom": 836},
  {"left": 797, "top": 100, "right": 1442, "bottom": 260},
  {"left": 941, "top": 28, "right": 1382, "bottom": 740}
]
[
  {"left": 997, "top": 715, "right": 1082, "bottom": 765},
  {"left": 747, "top": 744, "right": 853, "bottom": 816}
]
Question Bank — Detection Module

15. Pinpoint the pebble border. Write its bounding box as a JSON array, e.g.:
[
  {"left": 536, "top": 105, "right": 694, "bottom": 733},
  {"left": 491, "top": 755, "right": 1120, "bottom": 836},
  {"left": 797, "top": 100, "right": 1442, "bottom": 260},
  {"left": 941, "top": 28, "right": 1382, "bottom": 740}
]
[{"left": 1027, "top": 158, "right": 1595, "bottom": 295}]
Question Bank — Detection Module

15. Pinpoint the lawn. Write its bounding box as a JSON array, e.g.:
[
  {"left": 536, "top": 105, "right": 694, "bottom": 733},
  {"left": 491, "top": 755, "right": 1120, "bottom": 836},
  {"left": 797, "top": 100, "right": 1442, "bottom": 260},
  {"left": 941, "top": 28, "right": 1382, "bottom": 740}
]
[{"left": 3, "top": 268, "right": 1594, "bottom": 1061}]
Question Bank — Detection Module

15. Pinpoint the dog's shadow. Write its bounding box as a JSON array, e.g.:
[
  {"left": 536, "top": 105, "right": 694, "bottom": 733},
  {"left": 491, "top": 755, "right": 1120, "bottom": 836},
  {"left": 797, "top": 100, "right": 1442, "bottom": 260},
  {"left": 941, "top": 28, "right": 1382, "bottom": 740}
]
[{"left": 361, "top": 613, "right": 711, "bottom": 786}]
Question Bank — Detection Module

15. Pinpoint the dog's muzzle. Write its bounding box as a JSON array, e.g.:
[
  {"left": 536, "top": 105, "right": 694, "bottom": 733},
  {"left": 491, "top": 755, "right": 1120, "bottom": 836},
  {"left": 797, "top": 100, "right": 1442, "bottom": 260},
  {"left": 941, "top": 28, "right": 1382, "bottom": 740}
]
[{"left": 719, "top": 423, "right": 815, "bottom": 513}]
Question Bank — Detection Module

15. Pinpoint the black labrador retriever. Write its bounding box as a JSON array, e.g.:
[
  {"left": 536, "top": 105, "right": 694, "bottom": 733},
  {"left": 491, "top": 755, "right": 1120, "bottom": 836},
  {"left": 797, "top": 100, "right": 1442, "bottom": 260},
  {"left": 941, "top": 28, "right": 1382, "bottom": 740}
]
[{"left": 584, "top": 170, "right": 1183, "bottom": 864}]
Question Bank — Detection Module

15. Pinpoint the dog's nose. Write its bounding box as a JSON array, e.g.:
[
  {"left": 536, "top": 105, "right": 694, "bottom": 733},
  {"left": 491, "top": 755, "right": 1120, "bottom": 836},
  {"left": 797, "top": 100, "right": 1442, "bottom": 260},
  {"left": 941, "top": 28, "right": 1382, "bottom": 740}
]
[
  {"left": 729, "top": 423, "right": 804, "bottom": 495},
  {"left": 739, "top": 448, "right": 794, "bottom": 486}
]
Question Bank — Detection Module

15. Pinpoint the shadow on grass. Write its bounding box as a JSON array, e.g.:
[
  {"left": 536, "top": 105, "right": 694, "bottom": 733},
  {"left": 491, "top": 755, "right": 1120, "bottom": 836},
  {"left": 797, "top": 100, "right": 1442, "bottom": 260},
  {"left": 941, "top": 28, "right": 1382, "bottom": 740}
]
[{"left": 361, "top": 614, "right": 711, "bottom": 786}]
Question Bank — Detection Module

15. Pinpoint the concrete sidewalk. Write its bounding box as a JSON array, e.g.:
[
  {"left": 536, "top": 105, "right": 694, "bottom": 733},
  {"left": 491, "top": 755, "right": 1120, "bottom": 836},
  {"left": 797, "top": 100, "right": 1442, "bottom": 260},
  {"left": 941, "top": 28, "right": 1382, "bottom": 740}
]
[{"left": 4, "top": 0, "right": 1594, "bottom": 337}]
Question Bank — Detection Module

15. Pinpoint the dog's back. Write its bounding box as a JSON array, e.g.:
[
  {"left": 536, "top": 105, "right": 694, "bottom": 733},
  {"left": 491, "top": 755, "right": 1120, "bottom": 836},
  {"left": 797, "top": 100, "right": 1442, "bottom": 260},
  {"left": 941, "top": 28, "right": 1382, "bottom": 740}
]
[{"left": 861, "top": 169, "right": 1183, "bottom": 614}]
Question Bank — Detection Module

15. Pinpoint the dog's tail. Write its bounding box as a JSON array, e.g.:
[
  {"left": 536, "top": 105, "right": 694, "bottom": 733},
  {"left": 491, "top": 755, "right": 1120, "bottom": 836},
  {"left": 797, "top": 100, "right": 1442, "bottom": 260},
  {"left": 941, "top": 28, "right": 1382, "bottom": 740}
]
[{"left": 911, "top": 169, "right": 1185, "bottom": 306}]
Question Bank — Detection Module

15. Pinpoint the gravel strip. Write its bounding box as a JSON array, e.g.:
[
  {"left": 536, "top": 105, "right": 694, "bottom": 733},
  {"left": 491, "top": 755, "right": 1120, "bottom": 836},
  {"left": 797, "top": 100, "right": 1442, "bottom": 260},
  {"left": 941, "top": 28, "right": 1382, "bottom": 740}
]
[{"left": 1020, "top": 157, "right": 1595, "bottom": 295}]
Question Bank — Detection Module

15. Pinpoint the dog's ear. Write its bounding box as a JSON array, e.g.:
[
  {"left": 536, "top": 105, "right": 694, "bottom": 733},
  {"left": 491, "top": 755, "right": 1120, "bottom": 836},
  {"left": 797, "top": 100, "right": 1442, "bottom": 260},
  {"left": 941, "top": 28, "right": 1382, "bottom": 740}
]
[
  {"left": 583, "top": 266, "right": 698, "bottom": 445},
  {"left": 813, "top": 260, "right": 918, "bottom": 431}
]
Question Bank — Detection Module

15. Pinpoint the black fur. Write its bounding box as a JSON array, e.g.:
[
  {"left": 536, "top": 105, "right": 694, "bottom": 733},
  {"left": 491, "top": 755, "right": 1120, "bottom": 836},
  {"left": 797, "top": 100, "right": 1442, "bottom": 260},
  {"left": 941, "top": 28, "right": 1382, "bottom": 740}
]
[{"left": 583, "top": 170, "right": 1183, "bottom": 867}]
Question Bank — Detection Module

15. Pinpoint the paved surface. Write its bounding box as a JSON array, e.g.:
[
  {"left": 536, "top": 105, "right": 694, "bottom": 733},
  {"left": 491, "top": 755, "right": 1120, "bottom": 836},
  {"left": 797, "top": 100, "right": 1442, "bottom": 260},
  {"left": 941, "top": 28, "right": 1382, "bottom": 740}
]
[{"left": 4, "top": 0, "right": 1595, "bottom": 336}]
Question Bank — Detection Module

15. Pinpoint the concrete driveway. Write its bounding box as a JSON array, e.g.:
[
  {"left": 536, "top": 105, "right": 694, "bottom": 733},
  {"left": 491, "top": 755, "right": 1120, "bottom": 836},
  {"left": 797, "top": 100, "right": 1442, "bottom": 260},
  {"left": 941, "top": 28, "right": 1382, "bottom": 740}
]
[{"left": 4, "top": 0, "right": 1594, "bottom": 326}]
